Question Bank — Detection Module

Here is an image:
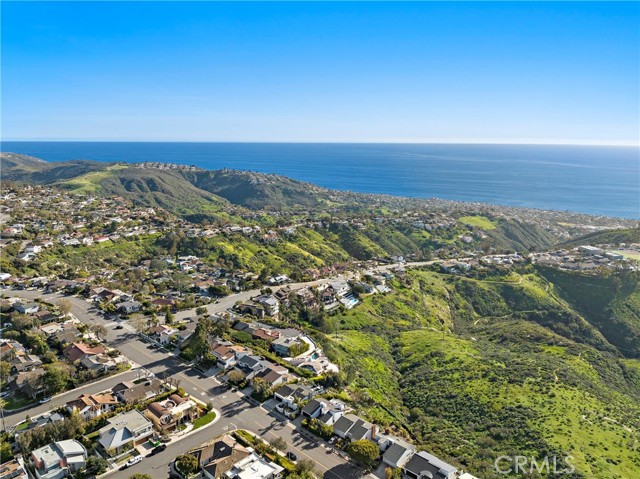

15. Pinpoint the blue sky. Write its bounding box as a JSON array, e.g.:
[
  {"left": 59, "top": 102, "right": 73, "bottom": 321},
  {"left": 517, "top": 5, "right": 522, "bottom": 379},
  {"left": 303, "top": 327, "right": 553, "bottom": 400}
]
[{"left": 2, "top": 1, "right": 639, "bottom": 144}]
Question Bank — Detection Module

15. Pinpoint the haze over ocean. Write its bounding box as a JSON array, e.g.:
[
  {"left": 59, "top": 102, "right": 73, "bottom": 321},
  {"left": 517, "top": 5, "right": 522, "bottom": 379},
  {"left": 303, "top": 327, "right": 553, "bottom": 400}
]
[{"left": 2, "top": 142, "right": 638, "bottom": 219}]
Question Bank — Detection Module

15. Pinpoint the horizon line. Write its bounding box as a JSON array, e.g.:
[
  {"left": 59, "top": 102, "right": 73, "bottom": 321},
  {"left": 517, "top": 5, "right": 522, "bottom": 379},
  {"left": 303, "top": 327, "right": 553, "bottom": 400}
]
[{"left": 2, "top": 139, "right": 639, "bottom": 147}]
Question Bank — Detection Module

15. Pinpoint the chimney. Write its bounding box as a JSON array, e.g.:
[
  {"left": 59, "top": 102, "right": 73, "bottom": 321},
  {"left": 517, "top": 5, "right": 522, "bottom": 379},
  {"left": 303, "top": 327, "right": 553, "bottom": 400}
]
[{"left": 371, "top": 424, "right": 377, "bottom": 439}]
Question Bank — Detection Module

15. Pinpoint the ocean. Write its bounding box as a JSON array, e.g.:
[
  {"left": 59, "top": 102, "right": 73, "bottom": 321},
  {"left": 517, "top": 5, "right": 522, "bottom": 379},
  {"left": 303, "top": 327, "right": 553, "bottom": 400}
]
[{"left": 2, "top": 142, "right": 639, "bottom": 219}]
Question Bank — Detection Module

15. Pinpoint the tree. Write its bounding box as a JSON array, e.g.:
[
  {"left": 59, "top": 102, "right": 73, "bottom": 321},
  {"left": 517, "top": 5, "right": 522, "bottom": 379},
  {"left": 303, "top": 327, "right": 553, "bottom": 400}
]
[
  {"left": 0, "top": 437, "right": 12, "bottom": 463},
  {"left": 291, "top": 460, "right": 318, "bottom": 479},
  {"left": 43, "top": 362, "right": 72, "bottom": 394},
  {"left": 175, "top": 454, "right": 199, "bottom": 477},
  {"left": 164, "top": 306, "right": 174, "bottom": 325},
  {"left": 128, "top": 475, "right": 152, "bottom": 479},
  {"left": 228, "top": 370, "right": 246, "bottom": 386},
  {"left": 130, "top": 313, "right": 147, "bottom": 333},
  {"left": 209, "top": 285, "right": 231, "bottom": 297},
  {"left": 0, "top": 361, "right": 10, "bottom": 387},
  {"left": 385, "top": 466, "right": 402, "bottom": 479},
  {"left": 252, "top": 377, "right": 274, "bottom": 402},
  {"left": 346, "top": 439, "right": 379, "bottom": 466},
  {"left": 84, "top": 456, "right": 108, "bottom": 476},
  {"left": 195, "top": 306, "right": 207, "bottom": 316},
  {"left": 91, "top": 324, "right": 108, "bottom": 341},
  {"left": 269, "top": 436, "right": 287, "bottom": 453},
  {"left": 57, "top": 299, "right": 72, "bottom": 317},
  {"left": 10, "top": 313, "right": 36, "bottom": 331}
]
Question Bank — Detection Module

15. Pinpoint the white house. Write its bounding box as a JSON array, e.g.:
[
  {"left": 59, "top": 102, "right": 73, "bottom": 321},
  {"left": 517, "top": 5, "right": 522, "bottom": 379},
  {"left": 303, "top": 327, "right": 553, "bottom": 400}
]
[{"left": 31, "top": 440, "right": 87, "bottom": 479}]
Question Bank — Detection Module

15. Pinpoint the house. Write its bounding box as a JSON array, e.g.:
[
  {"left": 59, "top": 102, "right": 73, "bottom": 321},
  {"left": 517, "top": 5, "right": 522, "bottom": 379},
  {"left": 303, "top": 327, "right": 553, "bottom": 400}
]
[
  {"left": 290, "top": 356, "right": 339, "bottom": 376},
  {"left": 273, "top": 384, "right": 315, "bottom": 408},
  {"left": 333, "top": 413, "right": 376, "bottom": 440},
  {"left": 118, "top": 301, "right": 142, "bottom": 314},
  {"left": 188, "top": 435, "right": 252, "bottom": 479},
  {"left": 316, "top": 400, "right": 347, "bottom": 426},
  {"left": 238, "top": 303, "right": 264, "bottom": 319},
  {"left": 271, "top": 335, "right": 305, "bottom": 357},
  {"left": 151, "top": 297, "right": 176, "bottom": 309},
  {"left": 34, "top": 310, "right": 56, "bottom": 323},
  {"left": 224, "top": 452, "right": 284, "bottom": 479},
  {"left": 79, "top": 353, "right": 125, "bottom": 372},
  {"left": 252, "top": 365, "right": 290, "bottom": 388},
  {"left": 252, "top": 328, "right": 280, "bottom": 343},
  {"left": 31, "top": 439, "right": 87, "bottom": 479},
  {"left": 12, "top": 368, "right": 46, "bottom": 398},
  {"left": 98, "top": 409, "right": 154, "bottom": 455},
  {"left": 233, "top": 320, "right": 258, "bottom": 335},
  {"left": 14, "top": 301, "right": 40, "bottom": 314},
  {"left": 92, "top": 288, "right": 118, "bottom": 303},
  {"left": 0, "top": 341, "right": 18, "bottom": 361},
  {"left": 402, "top": 451, "right": 457, "bottom": 479},
  {"left": 346, "top": 416, "right": 376, "bottom": 441},
  {"left": 236, "top": 354, "right": 266, "bottom": 373},
  {"left": 32, "top": 412, "right": 65, "bottom": 430},
  {"left": 440, "top": 261, "right": 471, "bottom": 274},
  {"left": 301, "top": 399, "right": 324, "bottom": 419},
  {"left": 145, "top": 394, "right": 199, "bottom": 431},
  {"left": 52, "top": 326, "right": 82, "bottom": 346},
  {"left": 112, "top": 378, "right": 164, "bottom": 403},
  {"left": 66, "top": 392, "right": 119, "bottom": 420},
  {"left": 328, "top": 280, "right": 350, "bottom": 297},
  {"left": 255, "top": 295, "right": 279, "bottom": 317},
  {"left": 63, "top": 342, "right": 105, "bottom": 363},
  {"left": 212, "top": 344, "right": 237, "bottom": 370},
  {"left": 0, "top": 457, "right": 28, "bottom": 479},
  {"left": 10, "top": 354, "right": 43, "bottom": 373},
  {"left": 380, "top": 437, "right": 416, "bottom": 469},
  {"left": 148, "top": 324, "right": 178, "bottom": 344}
]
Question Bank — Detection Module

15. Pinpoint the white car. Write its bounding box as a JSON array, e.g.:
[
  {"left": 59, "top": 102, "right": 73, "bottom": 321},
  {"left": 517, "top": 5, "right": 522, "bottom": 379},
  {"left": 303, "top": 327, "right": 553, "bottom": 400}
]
[
  {"left": 38, "top": 397, "right": 52, "bottom": 404},
  {"left": 125, "top": 456, "right": 142, "bottom": 467}
]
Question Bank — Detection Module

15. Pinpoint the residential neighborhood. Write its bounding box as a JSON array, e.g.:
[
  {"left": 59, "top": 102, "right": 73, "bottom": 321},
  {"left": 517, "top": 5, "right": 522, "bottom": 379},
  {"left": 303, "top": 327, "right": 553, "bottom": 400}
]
[{"left": 1, "top": 182, "right": 638, "bottom": 479}]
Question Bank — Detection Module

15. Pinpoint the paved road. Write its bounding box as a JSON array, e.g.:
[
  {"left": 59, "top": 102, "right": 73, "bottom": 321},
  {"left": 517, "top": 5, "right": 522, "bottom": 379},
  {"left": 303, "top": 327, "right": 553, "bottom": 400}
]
[
  {"left": 2, "top": 289, "right": 363, "bottom": 479},
  {"left": 4, "top": 369, "right": 139, "bottom": 428}
]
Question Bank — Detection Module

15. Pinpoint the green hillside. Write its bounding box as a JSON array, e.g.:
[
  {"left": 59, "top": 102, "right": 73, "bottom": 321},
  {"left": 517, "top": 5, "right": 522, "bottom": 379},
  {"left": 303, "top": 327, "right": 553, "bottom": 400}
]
[
  {"left": 186, "top": 169, "right": 332, "bottom": 210},
  {"left": 314, "top": 268, "right": 640, "bottom": 479},
  {"left": 538, "top": 268, "right": 640, "bottom": 358},
  {"left": 560, "top": 227, "right": 640, "bottom": 248}
]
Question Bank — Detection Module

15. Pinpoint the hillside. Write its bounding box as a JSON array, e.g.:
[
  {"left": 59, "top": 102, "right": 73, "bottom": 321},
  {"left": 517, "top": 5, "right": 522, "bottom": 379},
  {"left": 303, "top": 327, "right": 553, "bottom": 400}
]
[
  {"left": 559, "top": 227, "right": 640, "bottom": 248},
  {"left": 185, "top": 169, "right": 332, "bottom": 210},
  {"left": 537, "top": 268, "right": 640, "bottom": 358},
  {"left": 0, "top": 153, "right": 107, "bottom": 183},
  {"left": 314, "top": 268, "right": 640, "bottom": 479},
  {"left": 0, "top": 153, "right": 331, "bottom": 215}
]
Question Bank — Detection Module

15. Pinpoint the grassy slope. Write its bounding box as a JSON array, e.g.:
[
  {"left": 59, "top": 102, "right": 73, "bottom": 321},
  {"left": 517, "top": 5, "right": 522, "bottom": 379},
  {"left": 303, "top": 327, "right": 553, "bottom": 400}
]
[
  {"left": 459, "top": 215, "right": 497, "bottom": 230},
  {"left": 537, "top": 268, "right": 640, "bottom": 358},
  {"left": 560, "top": 228, "right": 640, "bottom": 248},
  {"left": 320, "top": 268, "right": 640, "bottom": 479}
]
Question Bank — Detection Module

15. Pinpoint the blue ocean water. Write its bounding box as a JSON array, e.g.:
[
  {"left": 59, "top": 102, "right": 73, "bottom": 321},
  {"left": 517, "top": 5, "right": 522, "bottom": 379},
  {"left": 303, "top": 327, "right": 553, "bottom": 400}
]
[{"left": 2, "top": 142, "right": 638, "bottom": 219}]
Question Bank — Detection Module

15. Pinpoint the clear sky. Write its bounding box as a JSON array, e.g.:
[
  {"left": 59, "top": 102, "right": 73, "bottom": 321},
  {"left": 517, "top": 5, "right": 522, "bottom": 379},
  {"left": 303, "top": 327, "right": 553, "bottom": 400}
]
[{"left": 2, "top": 1, "right": 639, "bottom": 145}]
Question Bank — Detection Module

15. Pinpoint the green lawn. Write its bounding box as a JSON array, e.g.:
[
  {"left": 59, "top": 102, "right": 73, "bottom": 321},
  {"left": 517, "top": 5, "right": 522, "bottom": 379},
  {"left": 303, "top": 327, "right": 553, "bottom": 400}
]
[
  {"left": 4, "top": 396, "right": 36, "bottom": 410},
  {"left": 458, "top": 215, "right": 497, "bottom": 230},
  {"left": 192, "top": 410, "right": 216, "bottom": 430}
]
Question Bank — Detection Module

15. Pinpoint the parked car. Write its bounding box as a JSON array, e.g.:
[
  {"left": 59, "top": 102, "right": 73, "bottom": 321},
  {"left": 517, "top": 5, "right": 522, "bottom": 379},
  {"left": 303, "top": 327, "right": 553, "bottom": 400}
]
[
  {"left": 38, "top": 396, "right": 52, "bottom": 404},
  {"left": 286, "top": 451, "right": 298, "bottom": 461},
  {"left": 149, "top": 444, "right": 167, "bottom": 456},
  {"left": 115, "top": 325, "right": 124, "bottom": 330},
  {"left": 122, "top": 456, "right": 142, "bottom": 468}
]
